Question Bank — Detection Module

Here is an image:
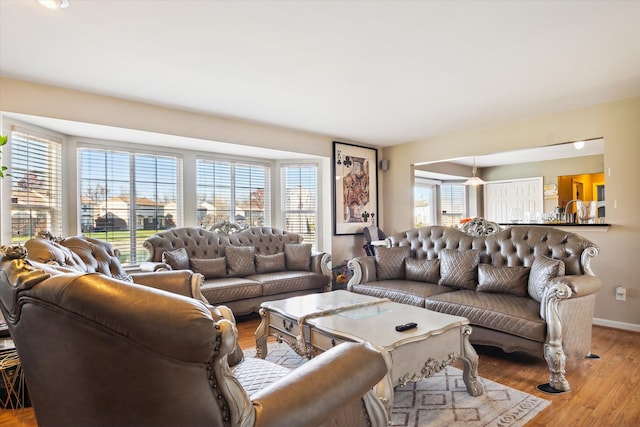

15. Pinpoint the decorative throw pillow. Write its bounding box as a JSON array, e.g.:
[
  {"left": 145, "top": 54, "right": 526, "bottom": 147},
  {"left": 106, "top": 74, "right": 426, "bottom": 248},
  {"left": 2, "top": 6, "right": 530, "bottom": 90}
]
[
  {"left": 226, "top": 246, "right": 256, "bottom": 276},
  {"left": 284, "top": 243, "right": 312, "bottom": 271},
  {"left": 438, "top": 249, "right": 480, "bottom": 289},
  {"left": 405, "top": 258, "right": 440, "bottom": 283},
  {"left": 190, "top": 257, "right": 227, "bottom": 279},
  {"left": 162, "top": 248, "right": 189, "bottom": 270},
  {"left": 528, "top": 255, "right": 565, "bottom": 302},
  {"left": 255, "top": 252, "right": 286, "bottom": 274},
  {"left": 477, "top": 264, "right": 530, "bottom": 297},
  {"left": 375, "top": 246, "right": 411, "bottom": 281}
]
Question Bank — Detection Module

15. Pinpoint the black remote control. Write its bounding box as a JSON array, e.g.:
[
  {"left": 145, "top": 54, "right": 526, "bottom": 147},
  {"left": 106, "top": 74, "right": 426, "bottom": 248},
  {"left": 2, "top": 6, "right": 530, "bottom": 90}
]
[{"left": 395, "top": 322, "right": 417, "bottom": 332}]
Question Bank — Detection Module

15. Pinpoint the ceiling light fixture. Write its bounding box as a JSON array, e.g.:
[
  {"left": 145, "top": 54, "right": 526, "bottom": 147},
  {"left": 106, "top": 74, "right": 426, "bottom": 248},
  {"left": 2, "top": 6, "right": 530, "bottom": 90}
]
[
  {"left": 573, "top": 140, "right": 585, "bottom": 150},
  {"left": 38, "top": 0, "right": 69, "bottom": 10},
  {"left": 464, "top": 157, "right": 485, "bottom": 186}
]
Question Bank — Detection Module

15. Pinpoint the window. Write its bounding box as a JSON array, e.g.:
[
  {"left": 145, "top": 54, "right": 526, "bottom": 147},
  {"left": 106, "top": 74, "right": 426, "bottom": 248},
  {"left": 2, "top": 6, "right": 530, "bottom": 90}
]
[
  {"left": 440, "top": 183, "right": 465, "bottom": 227},
  {"left": 196, "top": 159, "right": 270, "bottom": 228},
  {"left": 10, "top": 130, "right": 62, "bottom": 243},
  {"left": 79, "top": 147, "right": 182, "bottom": 265},
  {"left": 281, "top": 164, "right": 318, "bottom": 247},
  {"left": 414, "top": 177, "right": 436, "bottom": 227}
]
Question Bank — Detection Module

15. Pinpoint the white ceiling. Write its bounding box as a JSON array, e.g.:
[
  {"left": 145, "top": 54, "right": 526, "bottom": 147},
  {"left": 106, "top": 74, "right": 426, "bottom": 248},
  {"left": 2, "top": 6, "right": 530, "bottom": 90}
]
[{"left": 1, "top": 0, "right": 640, "bottom": 151}]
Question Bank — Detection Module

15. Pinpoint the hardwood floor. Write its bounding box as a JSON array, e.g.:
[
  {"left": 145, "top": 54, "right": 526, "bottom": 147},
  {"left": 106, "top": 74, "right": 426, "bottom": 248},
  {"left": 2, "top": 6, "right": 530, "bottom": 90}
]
[{"left": 1, "top": 320, "right": 638, "bottom": 426}]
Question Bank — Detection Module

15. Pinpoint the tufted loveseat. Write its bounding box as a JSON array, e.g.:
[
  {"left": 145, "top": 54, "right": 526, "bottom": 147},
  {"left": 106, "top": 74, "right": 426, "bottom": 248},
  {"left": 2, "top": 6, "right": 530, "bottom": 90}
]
[
  {"left": 142, "top": 227, "right": 332, "bottom": 315},
  {"left": 347, "top": 225, "right": 602, "bottom": 393}
]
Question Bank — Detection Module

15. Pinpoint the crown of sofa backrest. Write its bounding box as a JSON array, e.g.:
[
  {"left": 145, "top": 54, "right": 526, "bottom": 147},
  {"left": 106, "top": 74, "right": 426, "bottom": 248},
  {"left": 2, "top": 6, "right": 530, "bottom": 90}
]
[
  {"left": 232, "top": 227, "right": 303, "bottom": 255},
  {"left": 387, "top": 225, "right": 597, "bottom": 275},
  {"left": 60, "top": 236, "right": 130, "bottom": 278},
  {"left": 144, "top": 226, "right": 304, "bottom": 262},
  {"left": 143, "top": 228, "right": 231, "bottom": 262},
  {"left": 23, "top": 236, "right": 130, "bottom": 279}
]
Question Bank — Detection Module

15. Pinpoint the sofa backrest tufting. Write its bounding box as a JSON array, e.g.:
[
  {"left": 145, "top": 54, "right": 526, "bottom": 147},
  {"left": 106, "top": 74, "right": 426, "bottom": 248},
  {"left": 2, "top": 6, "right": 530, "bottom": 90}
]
[
  {"left": 386, "top": 225, "right": 597, "bottom": 276},
  {"left": 24, "top": 235, "right": 130, "bottom": 279},
  {"left": 144, "top": 226, "right": 304, "bottom": 262}
]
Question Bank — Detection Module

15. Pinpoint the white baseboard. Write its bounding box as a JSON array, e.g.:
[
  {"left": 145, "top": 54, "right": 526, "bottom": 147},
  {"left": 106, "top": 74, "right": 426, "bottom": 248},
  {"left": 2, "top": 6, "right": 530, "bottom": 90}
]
[{"left": 593, "top": 317, "right": 640, "bottom": 332}]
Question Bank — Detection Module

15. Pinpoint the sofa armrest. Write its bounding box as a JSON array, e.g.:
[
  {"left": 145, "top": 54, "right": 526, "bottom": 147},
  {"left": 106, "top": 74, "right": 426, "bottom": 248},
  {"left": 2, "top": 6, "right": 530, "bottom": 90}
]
[
  {"left": 549, "top": 274, "right": 602, "bottom": 298},
  {"left": 251, "top": 342, "right": 389, "bottom": 427},
  {"left": 310, "top": 252, "right": 332, "bottom": 277},
  {"left": 139, "top": 261, "right": 171, "bottom": 272},
  {"left": 346, "top": 256, "right": 377, "bottom": 290},
  {"left": 130, "top": 270, "right": 205, "bottom": 301}
]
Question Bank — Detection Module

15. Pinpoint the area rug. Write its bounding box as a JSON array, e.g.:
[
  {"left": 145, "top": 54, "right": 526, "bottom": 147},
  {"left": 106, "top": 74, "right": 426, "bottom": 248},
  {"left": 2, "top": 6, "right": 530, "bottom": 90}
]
[{"left": 243, "top": 342, "right": 550, "bottom": 427}]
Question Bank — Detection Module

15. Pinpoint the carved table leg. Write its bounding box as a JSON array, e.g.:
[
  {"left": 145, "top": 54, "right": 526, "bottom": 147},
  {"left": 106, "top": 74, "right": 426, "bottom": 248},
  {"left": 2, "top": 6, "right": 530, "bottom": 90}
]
[
  {"left": 255, "top": 308, "right": 270, "bottom": 359},
  {"left": 374, "top": 370, "right": 395, "bottom": 418},
  {"left": 460, "top": 325, "right": 484, "bottom": 396}
]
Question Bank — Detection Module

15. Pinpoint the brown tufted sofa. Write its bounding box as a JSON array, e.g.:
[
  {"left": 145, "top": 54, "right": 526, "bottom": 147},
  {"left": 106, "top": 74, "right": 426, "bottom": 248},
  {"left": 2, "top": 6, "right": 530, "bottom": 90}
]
[
  {"left": 347, "top": 225, "right": 602, "bottom": 392},
  {"left": 142, "top": 227, "right": 332, "bottom": 315}
]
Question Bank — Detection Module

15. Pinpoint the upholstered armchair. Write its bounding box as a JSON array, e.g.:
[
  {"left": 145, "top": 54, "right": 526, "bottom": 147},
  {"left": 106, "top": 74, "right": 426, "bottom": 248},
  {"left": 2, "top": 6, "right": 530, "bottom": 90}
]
[
  {"left": 23, "top": 235, "right": 206, "bottom": 301},
  {"left": 0, "top": 244, "right": 390, "bottom": 426}
]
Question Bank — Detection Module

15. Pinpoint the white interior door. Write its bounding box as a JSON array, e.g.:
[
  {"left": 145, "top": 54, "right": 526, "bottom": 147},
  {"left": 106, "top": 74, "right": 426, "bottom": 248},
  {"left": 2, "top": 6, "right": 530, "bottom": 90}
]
[{"left": 484, "top": 177, "right": 543, "bottom": 223}]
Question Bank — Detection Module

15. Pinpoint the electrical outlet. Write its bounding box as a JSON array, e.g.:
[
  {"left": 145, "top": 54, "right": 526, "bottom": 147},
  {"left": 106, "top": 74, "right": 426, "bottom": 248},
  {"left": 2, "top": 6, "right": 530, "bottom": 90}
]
[{"left": 615, "top": 286, "right": 626, "bottom": 301}]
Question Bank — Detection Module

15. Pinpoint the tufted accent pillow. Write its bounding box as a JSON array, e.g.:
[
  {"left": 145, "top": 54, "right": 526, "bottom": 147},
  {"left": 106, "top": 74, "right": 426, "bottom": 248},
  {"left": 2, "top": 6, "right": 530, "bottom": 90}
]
[
  {"left": 477, "top": 264, "right": 530, "bottom": 297},
  {"left": 255, "top": 252, "right": 286, "bottom": 274},
  {"left": 405, "top": 258, "right": 440, "bottom": 283},
  {"left": 190, "top": 257, "right": 227, "bottom": 279},
  {"left": 528, "top": 255, "right": 565, "bottom": 302},
  {"left": 162, "top": 248, "right": 190, "bottom": 270},
  {"left": 226, "top": 246, "right": 256, "bottom": 276},
  {"left": 375, "top": 246, "right": 411, "bottom": 280},
  {"left": 438, "top": 249, "right": 480, "bottom": 289},
  {"left": 284, "top": 243, "right": 312, "bottom": 271}
]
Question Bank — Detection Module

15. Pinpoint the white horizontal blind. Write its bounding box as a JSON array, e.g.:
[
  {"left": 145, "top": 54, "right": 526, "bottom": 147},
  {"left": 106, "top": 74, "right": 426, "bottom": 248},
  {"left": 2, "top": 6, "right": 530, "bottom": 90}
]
[
  {"left": 440, "top": 183, "right": 465, "bottom": 227},
  {"left": 10, "top": 130, "right": 62, "bottom": 243},
  {"left": 236, "top": 163, "right": 270, "bottom": 227},
  {"left": 196, "top": 160, "right": 232, "bottom": 227},
  {"left": 196, "top": 159, "right": 270, "bottom": 228},
  {"left": 78, "top": 147, "right": 182, "bottom": 265},
  {"left": 281, "top": 164, "right": 317, "bottom": 248}
]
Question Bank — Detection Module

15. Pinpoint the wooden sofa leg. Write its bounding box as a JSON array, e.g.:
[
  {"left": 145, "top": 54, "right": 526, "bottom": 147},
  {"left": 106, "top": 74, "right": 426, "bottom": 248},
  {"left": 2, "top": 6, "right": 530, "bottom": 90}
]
[
  {"left": 538, "top": 342, "right": 570, "bottom": 394},
  {"left": 538, "top": 283, "right": 572, "bottom": 394}
]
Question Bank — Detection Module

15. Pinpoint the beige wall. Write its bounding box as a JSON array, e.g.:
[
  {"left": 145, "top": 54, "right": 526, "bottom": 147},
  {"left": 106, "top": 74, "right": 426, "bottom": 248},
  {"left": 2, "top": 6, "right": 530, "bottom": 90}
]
[
  {"left": 383, "top": 96, "right": 640, "bottom": 328},
  {"left": 0, "top": 78, "right": 379, "bottom": 268},
  {"left": 2, "top": 77, "right": 638, "bottom": 328}
]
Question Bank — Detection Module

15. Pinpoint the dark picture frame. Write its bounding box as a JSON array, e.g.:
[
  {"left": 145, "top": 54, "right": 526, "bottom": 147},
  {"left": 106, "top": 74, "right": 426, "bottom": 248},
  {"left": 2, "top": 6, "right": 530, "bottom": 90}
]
[{"left": 333, "top": 141, "right": 378, "bottom": 235}]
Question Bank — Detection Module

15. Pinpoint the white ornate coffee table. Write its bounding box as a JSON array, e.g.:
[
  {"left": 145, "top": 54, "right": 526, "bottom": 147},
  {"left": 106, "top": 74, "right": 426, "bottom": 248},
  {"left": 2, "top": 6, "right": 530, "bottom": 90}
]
[{"left": 255, "top": 291, "right": 483, "bottom": 414}]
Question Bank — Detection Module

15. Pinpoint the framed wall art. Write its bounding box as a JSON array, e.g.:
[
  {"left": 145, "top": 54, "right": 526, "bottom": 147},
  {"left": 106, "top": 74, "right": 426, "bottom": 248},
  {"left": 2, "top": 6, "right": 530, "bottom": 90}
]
[{"left": 333, "top": 141, "right": 378, "bottom": 235}]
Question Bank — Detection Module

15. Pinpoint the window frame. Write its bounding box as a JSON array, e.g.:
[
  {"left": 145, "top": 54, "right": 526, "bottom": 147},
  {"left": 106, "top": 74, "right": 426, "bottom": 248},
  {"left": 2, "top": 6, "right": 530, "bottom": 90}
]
[
  {"left": 8, "top": 127, "right": 63, "bottom": 243},
  {"left": 280, "top": 162, "right": 319, "bottom": 249},
  {"left": 77, "top": 142, "right": 183, "bottom": 266},
  {"left": 195, "top": 156, "right": 272, "bottom": 229}
]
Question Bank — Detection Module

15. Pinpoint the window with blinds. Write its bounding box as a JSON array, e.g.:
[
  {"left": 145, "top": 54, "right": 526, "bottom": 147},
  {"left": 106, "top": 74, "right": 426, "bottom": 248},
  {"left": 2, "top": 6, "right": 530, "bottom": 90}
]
[
  {"left": 281, "top": 164, "right": 318, "bottom": 248},
  {"left": 78, "top": 147, "right": 182, "bottom": 266},
  {"left": 440, "top": 183, "right": 465, "bottom": 227},
  {"left": 10, "top": 130, "right": 62, "bottom": 243},
  {"left": 196, "top": 159, "right": 270, "bottom": 229}
]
